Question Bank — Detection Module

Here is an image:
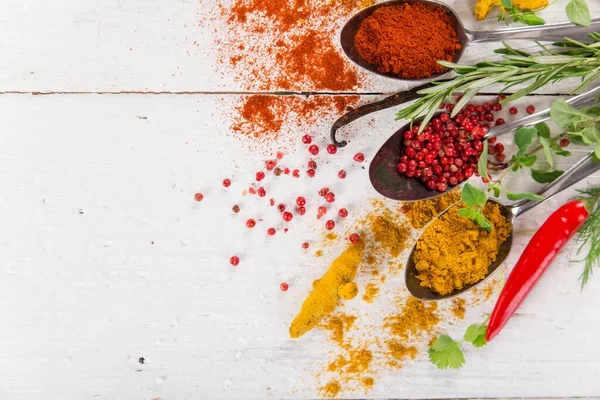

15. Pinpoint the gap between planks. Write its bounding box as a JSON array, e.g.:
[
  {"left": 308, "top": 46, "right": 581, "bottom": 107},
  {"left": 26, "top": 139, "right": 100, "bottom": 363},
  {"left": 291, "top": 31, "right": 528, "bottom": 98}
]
[{"left": 0, "top": 91, "right": 573, "bottom": 96}]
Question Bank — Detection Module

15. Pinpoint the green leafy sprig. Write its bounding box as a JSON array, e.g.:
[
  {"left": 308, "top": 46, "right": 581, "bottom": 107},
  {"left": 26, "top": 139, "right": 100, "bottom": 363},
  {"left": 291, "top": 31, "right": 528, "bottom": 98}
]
[
  {"left": 498, "top": 0, "right": 546, "bottom": 26},
  {"left": 429, "top": 321, "right": 488, "bottom": 369},
  {"left": 396, "top": 34, "right": 600, "bottom": 133},
  {"left": 576, "top": 188, "right": 600, "bottom": 288},
  {"left": 566, "top": 0, "right": 592, "bottom": 26}
]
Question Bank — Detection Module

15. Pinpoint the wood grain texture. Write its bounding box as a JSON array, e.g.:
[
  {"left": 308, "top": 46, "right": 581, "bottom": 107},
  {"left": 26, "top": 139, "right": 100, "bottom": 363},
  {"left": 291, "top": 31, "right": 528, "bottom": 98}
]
[
  {"left": 0, "top": 94, "right": 599, "bottom": 399},
  {"left": 0, "top": 0, "right": 598, "bottom": 93}
]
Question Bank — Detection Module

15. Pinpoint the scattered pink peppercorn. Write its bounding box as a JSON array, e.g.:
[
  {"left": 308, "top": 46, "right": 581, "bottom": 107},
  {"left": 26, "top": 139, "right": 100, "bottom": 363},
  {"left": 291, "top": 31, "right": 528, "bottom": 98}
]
[
  {"left": 257, "top": 187, "right": 266, "bottom": 197},
  {"left": 400, "top": 205, "right": 410, "bottom": 213},
  {"left": 353, "top": 152, "right": 365, "bottom": 162},
  {"left": 265, "top": 160, "right": 276, "bottom": 170},
  {"left": 509, "top": 107, "right": 518, "bottom": 115},
  {"left": 326, "top": 144, "right": 337, "bottom": 154},
  {"left": 338, "top": 170, "right": 346, "bottom": 179},
  {"left": 284, "top": 168, "right": 290, "bottom": 175},
  {"left": 269, "top": 199, "right": 275, "bottom": 206},
  {"left": 276, "top": 151, "right": 284, "bottom": 160},
  {"left": 267, "top": 228, "right": 276, "bottom": 236},
  {"left": 338, "top": 208, "right": 348, "bottom": 218},
  {"left": 560, "top": 138, "right": 570, "bottom": 147},
  {"left": 306, "top": 169, "right": 315, "bottom": 178},
  {"left": 308, "top": 145, "right": 319, "bottom": 155},
  {"left": 302, "top": 135, "right": 312, "bottom": 144},
  {"left": 248, "top": 187, "right": 256, "bottom": 195},
  {"left": 496, "top": 154, "right": 506, "bottom": 162},
  {"left": 325, "top": 220, "right": 335, "bottom": 230},
  {"left": 325, "top": 192, "right": 335, "bottom": 203},
  {"left": 223, "top": 178, "right": 231, "bottom": 188},
  {"left": 194, "top": 193, "right": 204, "bottom": 202},
  {"left": 280, "top": 282, "right": 289, "bottom": 291},
  {"left": 282, "top": 211, "right": 293, "bottom": 222},
  {"left": 277, "top": 203, "right": 286, "bottom": 212},
  {"left": 297, "top": 206, "right": 306, "bottom": 216},
  {"left": 273, "top": 167, "right": 282, "bottom": 176},
  {"left": 308, "top": 160, "right": 317, "bottom": 170},
  {"left": 317, "top": 206, "right": 327, "bottom": 219},
  {"left": 496, "top": 118, "right": 505, "bottom": 126},
  {"left": 230, "top": 256, "right": 239, "bottom": 266},
  {"left": 348, "top": 233, "right": 359, "bottom": 244},
  {"left": 256, "top": 172, "right": 265, "bottom": 181},
  {"left": 296, "top": 196, "right": 306, "bottom": 206},
  {"left": 246, "top": 219, "right": 256, "bottom": 228},
  {"left": 292, "top": 169, "right": 300, "bottom": 178},
  {"left": 302, "top": 242, "right": 309, "bottom": 249},
  {"left": 493, "top": 143, "right": 505, "bottom": 153},
  {"left": 318, "top": 187, "right": 329, "bottom": 197},
  {"left": 232, "top": 204, "right": 240, "bottom": 213},
  {"left": 526, "top": 105, "right": 535, "bottom": 114},
  {"left": 498, "top": 95, "right": 506, "bottom": 101}
]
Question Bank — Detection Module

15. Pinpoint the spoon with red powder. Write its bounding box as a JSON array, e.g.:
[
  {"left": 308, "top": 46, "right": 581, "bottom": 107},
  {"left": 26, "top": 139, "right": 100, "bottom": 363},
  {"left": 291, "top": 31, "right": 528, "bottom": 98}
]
[{"left": 341, "top": 0, "right": 600, "bottom": 81}]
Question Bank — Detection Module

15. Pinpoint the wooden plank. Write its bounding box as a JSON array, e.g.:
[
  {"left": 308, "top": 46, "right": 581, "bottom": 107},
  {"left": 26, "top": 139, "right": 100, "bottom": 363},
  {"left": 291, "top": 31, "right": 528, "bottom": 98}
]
[
  {"left": 0, "top": 0, "right": 598, "bottom": 93},
  {"left": 0, "top": 94, "right": 599, "bottom": 399}
]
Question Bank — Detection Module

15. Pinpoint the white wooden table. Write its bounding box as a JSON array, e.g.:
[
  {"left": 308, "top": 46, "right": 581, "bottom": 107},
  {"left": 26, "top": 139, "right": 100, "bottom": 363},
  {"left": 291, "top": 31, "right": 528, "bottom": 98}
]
[{"left": 1, "top": 1, "right": 600, "bottom": 399}]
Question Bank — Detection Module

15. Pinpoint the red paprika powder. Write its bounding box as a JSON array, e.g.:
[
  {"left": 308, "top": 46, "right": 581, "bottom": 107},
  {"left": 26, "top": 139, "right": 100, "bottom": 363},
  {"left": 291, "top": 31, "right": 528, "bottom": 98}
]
[{"left": 354, "top": 3, "right": 461, "bottom": 79}]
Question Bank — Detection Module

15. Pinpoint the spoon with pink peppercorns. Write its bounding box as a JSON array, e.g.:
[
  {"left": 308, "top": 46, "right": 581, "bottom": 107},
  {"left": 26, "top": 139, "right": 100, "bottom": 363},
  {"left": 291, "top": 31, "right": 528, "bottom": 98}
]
[{"left": 369, "top": 87, "right": 599, "bottom": 202}]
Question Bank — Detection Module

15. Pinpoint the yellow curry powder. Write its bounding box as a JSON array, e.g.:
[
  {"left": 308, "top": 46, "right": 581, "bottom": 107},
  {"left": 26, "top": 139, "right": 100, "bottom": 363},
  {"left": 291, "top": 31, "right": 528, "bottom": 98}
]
[
  {"left": 403, "top": 189, "right": 461, "bottom": 229},
  {"left": 290, "top": 242, "right": 364, "bottom": 338},
  {"left": 362, "top": 283, "right": 379, "bottom": 303},
  {"left": 370, "top": 213, "right": 410, "bottom": 258},
  {"left": 322, "top": 313, "right": 357, "bottom": 347},
  {"left": 451, "top": 298, "right": 466, "bottom": 320},
  {"left": 413, "top": 202, "right": 512, "bottom": 295},
  {"left": 475, "top": 0, "right": 548, "bottom": 20},
  {"left": 385, "top": 297, "right": 440, "bottom": 340},
  {"left": 320, "top": 380, "right": 341, "bottom": 399}
]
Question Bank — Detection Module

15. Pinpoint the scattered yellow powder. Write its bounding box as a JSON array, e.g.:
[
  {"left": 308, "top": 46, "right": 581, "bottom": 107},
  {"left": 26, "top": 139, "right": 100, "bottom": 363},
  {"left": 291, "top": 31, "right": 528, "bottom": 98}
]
[
  {"left": 380, "top": 275, "right": 386, "bottom": 283},
  {"left": 366, "top": 254, "right": 376, "bottom": 265},
  {"left": 327, "top": 349, "right": 373, "bottom": 374},
  {"left": 386, "top": 340, "right": 417, "bottom": 368},
  {"left": 326, "top": 232, "right": 339, "bottom": 241},
  {"left": 320, "top": 380, "right": 341, "bottom": 399},
  {"left": 315, "top": 250, "right": 323, "bottom": 257},
  {"left": 451, "top": 298, "right": 466, "bottom": 319},
  {"left": 369, "top": 213, "right": 410, "bottom": 258},
  {"left": 385, "top": 297, "right": 440, "bottom": 341},
  {"left": 413, "top": 202, "right": 512, "bottom": 295},
  {"left": 403, "top": 189, "right": 461, "bottom": 229},
  {"left": 322, "top": 313, "right": 357, "bottom": 347},
  {"left": 475, "top": 0, "right": 548, "bottom": 20},
  {"left": 362, "top": 283, "right": 379, "bottom": 303}
]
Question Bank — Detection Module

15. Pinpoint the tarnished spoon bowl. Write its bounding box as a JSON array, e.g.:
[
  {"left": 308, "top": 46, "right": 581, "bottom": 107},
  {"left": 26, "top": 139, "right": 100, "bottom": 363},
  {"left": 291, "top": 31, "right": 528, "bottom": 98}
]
[
  {"left": 404, "top": 152, "right": 600, "bottom": 301},
  {"left": 341, "top": 0, "right": 600, "bottom": 81}
]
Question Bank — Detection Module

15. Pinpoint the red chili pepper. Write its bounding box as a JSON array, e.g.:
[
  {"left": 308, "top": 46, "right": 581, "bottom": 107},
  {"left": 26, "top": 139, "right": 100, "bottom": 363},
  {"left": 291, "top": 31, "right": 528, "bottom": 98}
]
[{"left": 486, "top": 200, "right": 589, "bottom": 342}]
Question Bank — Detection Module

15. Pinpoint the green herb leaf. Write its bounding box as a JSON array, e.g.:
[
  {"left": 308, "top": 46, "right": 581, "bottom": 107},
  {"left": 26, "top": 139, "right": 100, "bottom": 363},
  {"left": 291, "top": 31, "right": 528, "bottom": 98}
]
[
  {"left": 522, "top": 14, "right": 545, "bottom": 25},
  {"left": 514, "top": 127, "right": 538, "bottom": 157},
  {"left": 492, "top": 185, "right": 501, "bottom": 198},
  {"left": 538, "top": 136, "right": 554, "bottom": 167},
  {"left": 551, "top": 98, "right": 582, "bottom": 130},
  {"left": 535, "top": 122, "right": 551, "bottom": 139},
  {"left": 462, "top": 183, "right": 487, "bottom": 207},
  {"left": 478, "top": 141, "right": 489, "bottom": 179},
  {"left": 500, "top": 0, "right": 513, "bottom": 9},
  {"left": 566, "top": 0, "right": 591, "bottom": 26},
  {"left": 506, "top": 191, "right": 544, "bottom": 201},
  {"left": 464, "top": 324, "right": 488, "bottom": 348},
  {"left": 428, "top": 335, "right": 465, "bottom": 370},
  {"left": 531, "top": 168, "right": 564, "bottom": 183},
  {"left": 521, "top": 155, "right": 537, "bottom": 167},
  {"left": 457, "top": 207, "right": 478, "bottom": 219},
  {"left": 475, "top": 213, "right": 493, "bottom": 233}
]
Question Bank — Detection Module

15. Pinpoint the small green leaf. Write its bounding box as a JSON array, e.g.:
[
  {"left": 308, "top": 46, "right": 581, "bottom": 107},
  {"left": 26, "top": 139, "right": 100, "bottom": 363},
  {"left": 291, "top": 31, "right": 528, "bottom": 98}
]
[
  {"left": 500, "top": 0, "right": 512, "bottom": 9},
  {"left": 474, "top": 213, "right": 493, "bottom": 233},
  {"left": 595, "top": 143, "right": 600, "bottom": 159},
  {"left": 554, "top": 149, "right": 572, "bottom": 157},
  {"left": 457, "top": 207, "right": 478, "bottom": 219},
  {"left": 506, "top": 191, "right": 544, "bottom": 201},
  {"left": 521, "top": 155, "right": 537, "bottom": 167},
  {"left": 428, "top": 335, "right": 465, "bottom": 370},
  {"left": 478, "top": 141, "right": 489, "bottom": 180},
  {"left": 464, "top": 324, "right": 488, "bottom": 348},
  {"left": 566, "top": 0, "right": 591, "bottom": 26},
  {"left": 551, "top": 98, "right": 583, "bottom": 130},
  {"left": 492, "top": 185, "right": 501, "bottom": 198},
  {"left": 462, "top": 183, "right": 487, "bottom": 207},
  {"left": 531, "top": 168, "right": 564, "bottom": 183},
  {"left": 514, "top": 127, "right": 537, "bottom": 157},
  {"left": 535, "top": 122, "right": 551, "bottom": 139},
  {"left": 522, "top": 14, "right": 545, "bottom": 25},
  {"left": 538, "top": 136, "right": 553, "bottom": 168}
]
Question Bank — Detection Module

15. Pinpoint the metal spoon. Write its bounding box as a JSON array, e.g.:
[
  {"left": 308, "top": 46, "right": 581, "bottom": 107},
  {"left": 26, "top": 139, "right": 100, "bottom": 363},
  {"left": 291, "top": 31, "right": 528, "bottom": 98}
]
[
  {"left": 369, "top": 85, "right": 600, "bottom": 201},
  {"left": 341, "top": 0, "right": 600, "bottom": 81},
  {"left": 404, "top": 151, "right": 600, "bottom": 301}
]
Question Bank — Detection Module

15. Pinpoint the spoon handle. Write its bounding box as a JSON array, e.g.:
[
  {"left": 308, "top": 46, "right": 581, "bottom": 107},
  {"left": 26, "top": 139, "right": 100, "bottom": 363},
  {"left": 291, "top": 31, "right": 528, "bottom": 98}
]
[
  {"left": 513, "top": 152, "right": 600, "bottom": 218},
  {"left": 486, "top": 85, "right": 600, "bottom": 140},
  {"left": 467, "top": 18, "right": 600, "bottom": 43}
]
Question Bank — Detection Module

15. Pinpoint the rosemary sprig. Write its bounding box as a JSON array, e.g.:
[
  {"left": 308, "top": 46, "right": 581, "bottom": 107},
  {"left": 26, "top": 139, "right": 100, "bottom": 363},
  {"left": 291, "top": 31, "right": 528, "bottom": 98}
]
[
  {"left": 576, "top": 188, "right": 600, "bottom": 288},
  {"left": 396, "top": 33, "right": 600, "bottom": 133}
]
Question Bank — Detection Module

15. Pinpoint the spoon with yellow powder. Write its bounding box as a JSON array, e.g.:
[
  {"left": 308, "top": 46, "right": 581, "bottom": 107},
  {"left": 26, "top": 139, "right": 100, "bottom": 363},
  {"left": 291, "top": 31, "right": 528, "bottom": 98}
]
[{"left": 404, "top": 151, "right": 600, "bottom": 301}]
